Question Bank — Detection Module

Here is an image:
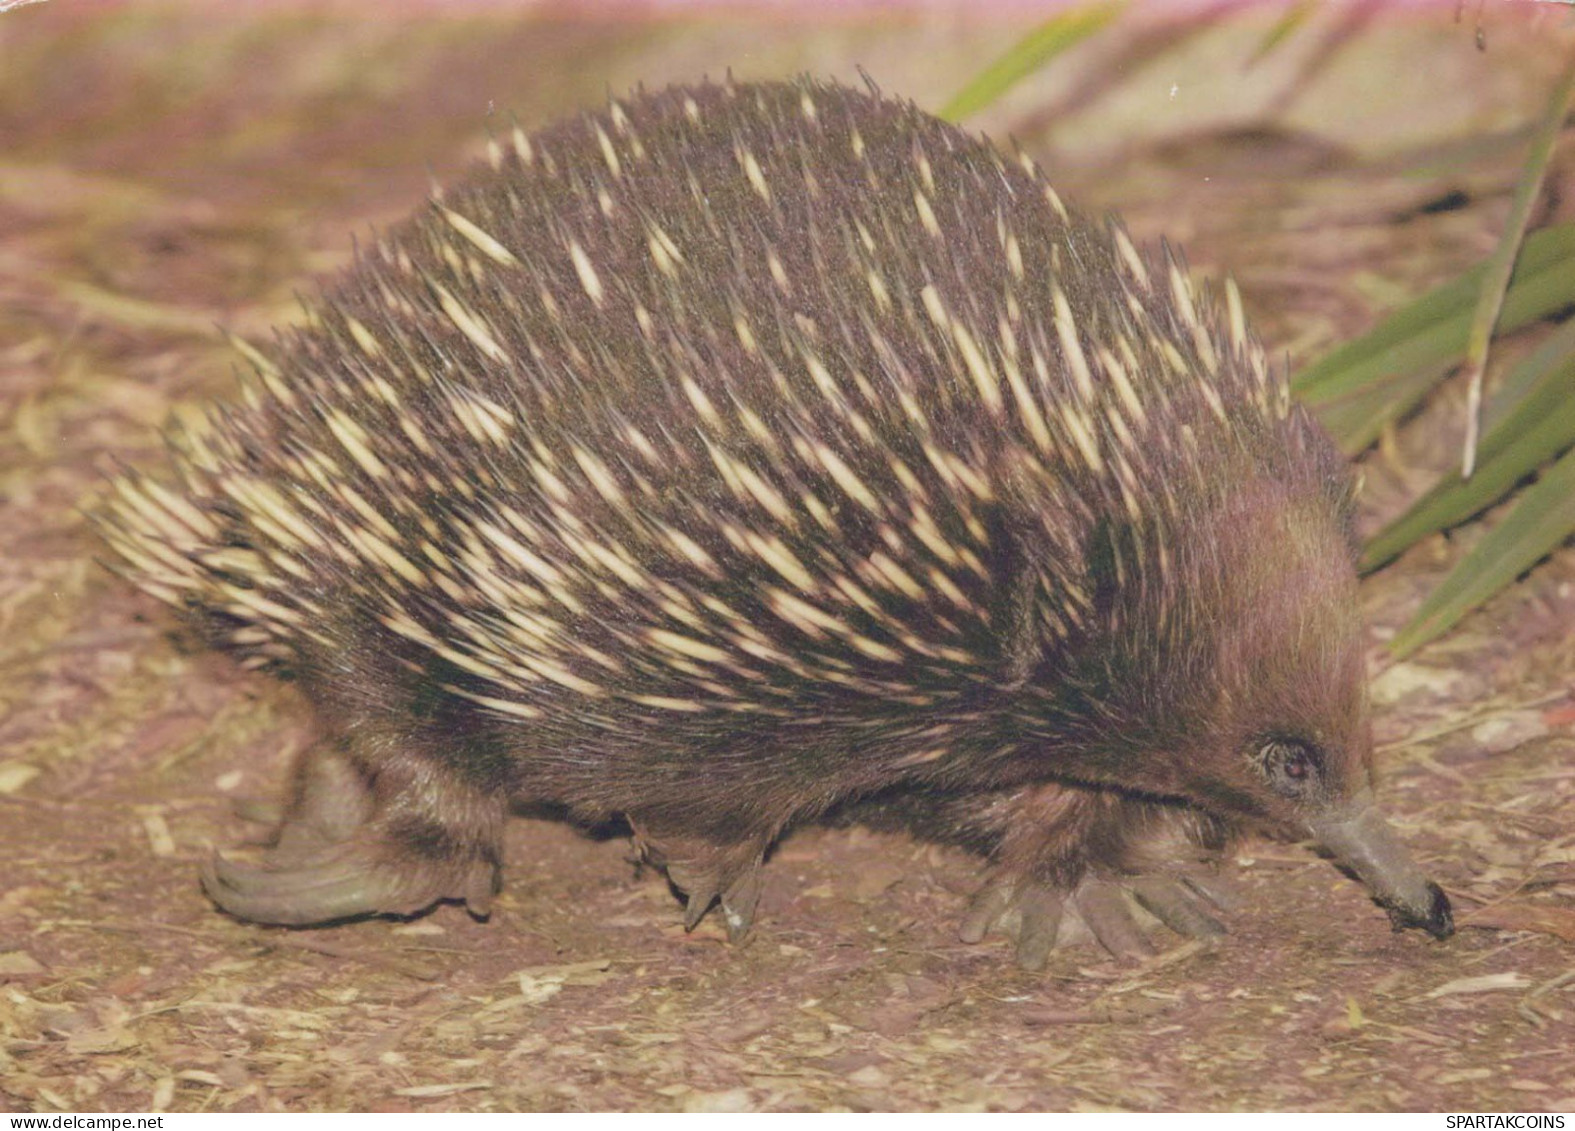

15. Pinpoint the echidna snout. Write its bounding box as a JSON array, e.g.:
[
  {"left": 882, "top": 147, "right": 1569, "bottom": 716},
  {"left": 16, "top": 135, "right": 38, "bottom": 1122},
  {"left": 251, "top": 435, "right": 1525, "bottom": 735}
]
[
  {"left": 100, "top": 76, "right": 1452, "bottom": 969},
  {"left": 1310, "top": 797, "right": 1455, "bottom": 939}
]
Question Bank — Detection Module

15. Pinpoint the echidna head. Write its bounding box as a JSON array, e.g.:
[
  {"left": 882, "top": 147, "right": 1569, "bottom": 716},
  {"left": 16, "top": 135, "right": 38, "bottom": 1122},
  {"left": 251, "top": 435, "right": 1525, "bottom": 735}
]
[
  {"left": 1071, "top": 476, "right": 1452, "bottom": 939},
  {"left": 1180, "top": 487, "right": 1373, "bottom": 828}
]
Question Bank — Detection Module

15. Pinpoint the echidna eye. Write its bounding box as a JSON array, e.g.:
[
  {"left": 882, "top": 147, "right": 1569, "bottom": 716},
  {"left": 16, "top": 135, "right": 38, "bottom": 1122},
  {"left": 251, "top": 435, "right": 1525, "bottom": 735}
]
[{"left": 1260, "top": 740, "right": 1319, "bottom": 798}]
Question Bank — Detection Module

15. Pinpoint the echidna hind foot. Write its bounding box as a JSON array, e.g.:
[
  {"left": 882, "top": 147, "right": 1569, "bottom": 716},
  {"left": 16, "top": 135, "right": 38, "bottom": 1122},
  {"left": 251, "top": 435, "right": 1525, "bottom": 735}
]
[
  {"left": 202, "top": 745, "right": 505, "bottom": 926},
  {"left": 629, "top": 820, "right": 769, "bottom": 941}
]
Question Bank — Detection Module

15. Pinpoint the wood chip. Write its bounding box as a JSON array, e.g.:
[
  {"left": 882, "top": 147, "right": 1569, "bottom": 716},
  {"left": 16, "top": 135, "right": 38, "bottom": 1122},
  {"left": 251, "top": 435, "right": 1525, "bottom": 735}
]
[
  {"left": 393, "top": 1082, "right": 493, "bottom": 1097},
  {"left": 0, "top": 762, "right": 40, "bottom": 794},
  {"left": 1423, "top": 972, "right": 1532, "bottom": 998},
  {"left": 0, "top": 951, "right": 45, "bottom": 976},
  {"left": 1466, "top": 903, "right": 1575, "bottom": 942}
]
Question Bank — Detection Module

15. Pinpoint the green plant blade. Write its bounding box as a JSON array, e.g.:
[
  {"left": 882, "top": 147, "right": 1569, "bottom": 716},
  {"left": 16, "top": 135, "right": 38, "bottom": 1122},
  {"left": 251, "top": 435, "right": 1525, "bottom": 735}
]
[
  {"left": 1482, "top": 312, "right": 1575, "bottom": 434},
  {"left": 1246, "top": 1, "right": 1313, "bottom": 67},
  {"left": 1294, "top": 225, "right": 1575, "bottom": 453},
  {"left": 939, "top": 3, "right": 1125, "bottom": 123},
  {"left": 1293, "top": 222, "right": 1575, "bottom": 400},
  {"left": 1361, "top": 316, "right": 1575, "bottom": 572},
  {"left": 1314, "top": 361, "right": 1452, "bottom": 457},
  {"left": 1390, "top": 444, "right": 1575, "bottom": 658},
  {"left": 1458, "top": 54, "right": 1575, "bottom": 477}
]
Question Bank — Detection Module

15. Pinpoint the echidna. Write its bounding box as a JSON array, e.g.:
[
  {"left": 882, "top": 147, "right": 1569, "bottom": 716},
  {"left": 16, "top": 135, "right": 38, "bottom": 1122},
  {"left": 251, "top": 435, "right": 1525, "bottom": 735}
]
[{"left": 102, "top": 76, "right": 1452, "bottom": 966}]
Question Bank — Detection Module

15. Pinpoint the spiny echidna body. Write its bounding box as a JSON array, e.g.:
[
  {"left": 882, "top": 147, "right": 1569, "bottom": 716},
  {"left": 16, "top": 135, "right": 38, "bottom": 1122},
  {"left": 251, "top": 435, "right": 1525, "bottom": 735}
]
[{"left": 103, "top": 77, "right": 1452, "bottom": 965}]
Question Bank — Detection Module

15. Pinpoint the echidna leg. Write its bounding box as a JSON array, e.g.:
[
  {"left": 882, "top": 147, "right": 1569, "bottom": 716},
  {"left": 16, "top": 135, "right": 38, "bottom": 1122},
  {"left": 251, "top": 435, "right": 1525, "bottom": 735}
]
[
  {"left": 628, "top": 818, "right": 768, "bottom": 941},
  {"left": 201, "top": 741, "right": 505, "bottom": 926},
  {"left": 266, "top": 747, "right": 374, "bottom": 865}
]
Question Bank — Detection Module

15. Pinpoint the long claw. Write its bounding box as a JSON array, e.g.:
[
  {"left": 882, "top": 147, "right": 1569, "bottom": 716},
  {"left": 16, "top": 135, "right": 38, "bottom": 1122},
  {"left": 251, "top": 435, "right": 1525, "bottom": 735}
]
[
  {"left": 720, "top": 865, "right": 764, "bottom": 942},
  {"left": 1131, "top": 877, "right": 1226, "bottom": 939},
  {"left": 1013, "top": 883, "right": 1063, "bottom": 972},
  {"left": 665, "top": 860, "right": 721, "bottom": 931},
  {"left": 682, "top": 890, "right": 718, "bottom": 931},
  {"left": 1075, "top": 882, "right": 1156, "bottom": 960},
  {"left": 1181, "top": 872, "right": 1239, "bottom": 913},
  {"left": 959, "top": 879, "right": 1016, "bottom": 945},
  {"left": 463, "top": 858, "right": 502, "bottom": 918}
]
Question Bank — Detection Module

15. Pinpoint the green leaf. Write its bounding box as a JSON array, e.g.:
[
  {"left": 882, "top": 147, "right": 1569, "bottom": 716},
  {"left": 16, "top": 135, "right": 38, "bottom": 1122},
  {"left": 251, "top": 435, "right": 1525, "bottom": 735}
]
[
  {"left": 1292, "top": 223, "right": 1575, "bottom": 453},
  {"left": 1458, "top": 54, "right": 1575, "bottom": 477},
  {"left": 1246, "top": 2, "right": 1314, "bottom": 68},
  {"left": 1296, "top": 223, "right": 1575, "bottom": 399},
  {"left": 1361, "top": 316, "right": 1575, "bottom": 572},
  {"left": 1390, "top": 444, "right": 1575, "bottom": 657},
  {"left": 939, "top": 3, "right": 1125, "bottom": 123},
  {"left": 1313, "top": 361, "right": 1453, "bottom": 458}
]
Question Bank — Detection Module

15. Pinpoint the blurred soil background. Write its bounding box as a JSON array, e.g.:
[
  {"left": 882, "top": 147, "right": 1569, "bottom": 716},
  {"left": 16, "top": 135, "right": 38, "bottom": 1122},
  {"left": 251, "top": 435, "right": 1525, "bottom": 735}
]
[{"left": 1, "top": 0, "right": 1574, "bottom": 1112}]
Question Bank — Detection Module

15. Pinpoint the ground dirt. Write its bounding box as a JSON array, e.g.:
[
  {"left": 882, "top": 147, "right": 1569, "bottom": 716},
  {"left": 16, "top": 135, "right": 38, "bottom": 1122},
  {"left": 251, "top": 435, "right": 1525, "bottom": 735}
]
[{"left": 1, "top": 2, "right": 1573, "bottom": 1113}]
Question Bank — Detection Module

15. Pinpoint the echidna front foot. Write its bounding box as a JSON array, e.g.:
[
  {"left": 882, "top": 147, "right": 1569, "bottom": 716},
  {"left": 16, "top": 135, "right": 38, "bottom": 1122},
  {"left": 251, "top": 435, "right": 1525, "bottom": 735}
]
[
  {"left": 962, "top": 869, "right": 1231, "bottom": 970},
  {"left": 629, "top": 819, "right": 768, "bottom": 942},
  {"left": 856, "top": 780, "right": 1235, "bottom": 969}
]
